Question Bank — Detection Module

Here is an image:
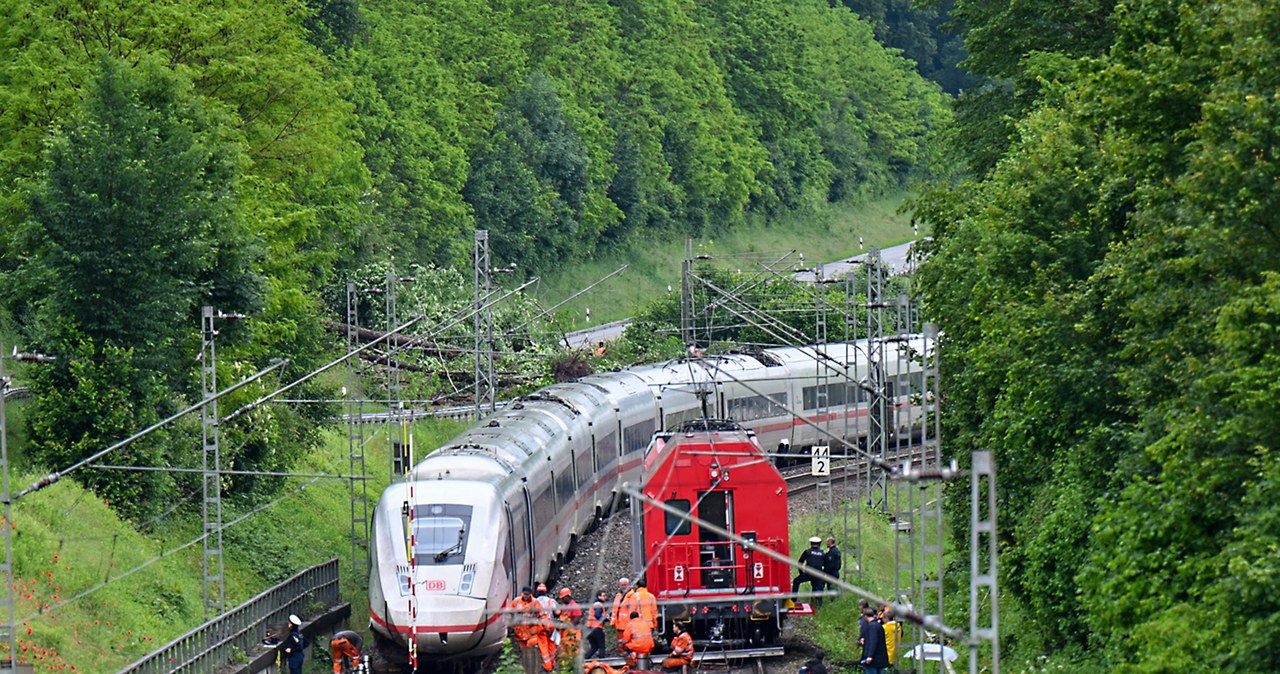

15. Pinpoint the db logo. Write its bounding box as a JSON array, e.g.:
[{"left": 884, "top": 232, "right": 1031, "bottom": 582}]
[
  {"left": 423, "top": 579, "right": 447, "bottom": 591},
  {"left": 673, "top": 566, "right": 685, "bottom": 582}
]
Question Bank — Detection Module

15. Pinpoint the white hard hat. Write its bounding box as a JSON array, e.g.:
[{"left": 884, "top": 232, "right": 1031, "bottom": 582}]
[{"left": 289, "top": 614, "right": 302, "bottom": 626}]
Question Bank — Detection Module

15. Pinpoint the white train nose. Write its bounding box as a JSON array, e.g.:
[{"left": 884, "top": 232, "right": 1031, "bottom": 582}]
[{"left": 381, "top": 595, "right": 502, "bottom": 655}]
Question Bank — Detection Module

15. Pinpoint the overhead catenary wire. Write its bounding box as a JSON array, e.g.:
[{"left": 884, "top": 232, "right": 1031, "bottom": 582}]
[
  {"left": 222, "top": 276, "right": 539, "bottom": 423},
  {"left": 15, "top": 358, "right": 289, "bottom": 500},
  {"left": 16, "top": 452, "right": 350, "bottom": 624}
]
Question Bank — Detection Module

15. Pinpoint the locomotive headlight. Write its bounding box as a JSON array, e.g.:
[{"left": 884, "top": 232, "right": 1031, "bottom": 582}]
[{"left": 459, "top": 570, "right": 475, "bottom": 594}]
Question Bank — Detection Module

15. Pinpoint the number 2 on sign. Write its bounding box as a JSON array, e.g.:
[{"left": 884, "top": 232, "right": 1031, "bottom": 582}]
[{"left": 811, "top": 445, "right": 830, "bottom": 476}]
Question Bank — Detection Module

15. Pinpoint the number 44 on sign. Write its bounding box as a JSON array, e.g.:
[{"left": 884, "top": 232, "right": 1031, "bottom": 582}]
[{"left": 811, "top": 446, "right": 830, "bottom": 476}]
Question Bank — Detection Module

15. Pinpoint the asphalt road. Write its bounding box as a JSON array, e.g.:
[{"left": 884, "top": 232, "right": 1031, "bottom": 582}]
[{"left": 562, "top": 240, "right": 923, "bottom": 350}]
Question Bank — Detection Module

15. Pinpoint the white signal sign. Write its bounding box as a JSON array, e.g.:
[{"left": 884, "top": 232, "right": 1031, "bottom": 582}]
[{"left": 811, "top": 445, "right": 831, "bottom": 476}]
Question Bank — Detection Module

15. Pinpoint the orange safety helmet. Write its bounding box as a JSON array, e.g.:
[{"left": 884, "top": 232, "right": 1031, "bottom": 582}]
[{"left": 559, "top": 587, "right": 573, "bottom": 599}]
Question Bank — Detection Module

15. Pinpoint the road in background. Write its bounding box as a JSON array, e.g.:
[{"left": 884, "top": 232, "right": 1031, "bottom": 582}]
[{"left": 562, "top": 240, "right": 922, "bottom": 349}]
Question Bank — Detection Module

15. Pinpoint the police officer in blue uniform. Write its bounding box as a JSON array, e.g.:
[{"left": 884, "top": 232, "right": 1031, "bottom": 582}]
[{"left": 791, "top": 537, "right": 827, "bottom": 604}]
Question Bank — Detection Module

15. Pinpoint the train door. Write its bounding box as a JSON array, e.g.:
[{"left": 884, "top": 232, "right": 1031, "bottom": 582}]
[
  {"left": 589, "top": 421, "right": 599, "bottom": 476},
  {"left": 504, "top": 504, "right": 519, "bottom": 587},
  {"left": 519, "top": 486, "right": 535, "bottom": 585},
  {"left": 696, "top": 490, "right": 735, "bottom": 588}
]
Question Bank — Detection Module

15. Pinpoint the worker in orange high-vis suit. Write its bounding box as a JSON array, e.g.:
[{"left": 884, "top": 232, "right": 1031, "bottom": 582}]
[
  {"left": 662, "top": 621, "right": 695, "bottom": 671},
  {"left": 618, "top": 611, "right": 655, "bottom": 668},
  {"left": 611, "top": 577, "right": 634, "bottom": 646},
  {"left": 329, "top": 630, "right": 365, "bottom": 673},
  {"left": 556, "top": 587, "right": 583, "bottom": 666},
  {"left": 511, "top": 586, "right": 555, "bottom": 674},
  {"left": 634, "top": 578, "right": 659, "bottom": 630}
]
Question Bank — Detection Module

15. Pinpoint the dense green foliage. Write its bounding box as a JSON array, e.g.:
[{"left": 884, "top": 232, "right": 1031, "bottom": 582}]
[
  {"left": 840, "top": 0, "right": 977, "bottom": 94},
  {"left": 916, "top": 0, "right": 1280, "bottom": 668}
]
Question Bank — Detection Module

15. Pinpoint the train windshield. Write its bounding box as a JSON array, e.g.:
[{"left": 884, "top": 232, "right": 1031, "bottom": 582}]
[{"left": 407, "top": 504, "right": 473, "bottom": 565}]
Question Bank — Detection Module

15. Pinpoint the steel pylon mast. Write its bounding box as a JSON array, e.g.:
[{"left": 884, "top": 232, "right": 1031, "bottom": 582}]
[
  {"left": 841, "top": 265, "right": 864, "bottom": 584},
  {"left": 346, "top": 284, "right": 370, "bottom": 583},
  {"left": 864, "top": 251, "right": 888, "bottom": 509},
  {"left": 0, "top": 349, "right": 16, "bottom": 670},
  {"left": 970, "top": 450, "right": 1001, "bottom": 674},
  {"left": 474, "top": 230, "right": 496, "bottom": 419},
  {"left": 920, "top": 323, "right": 946, "bottom": 655},
  {"left": 200, "top": 307, "right": 225, "bottom": 618},
  {"left": 814, "top": 263, "right": 835, "bottom": 550},
  {"left": 680, "top": 239, "right": 695, "bottom": 350}
]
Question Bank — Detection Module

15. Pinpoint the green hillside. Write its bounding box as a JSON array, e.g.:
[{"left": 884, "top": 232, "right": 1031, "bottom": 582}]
[{"left": 0, "top": 0, "right": 958, "bottom": 670}]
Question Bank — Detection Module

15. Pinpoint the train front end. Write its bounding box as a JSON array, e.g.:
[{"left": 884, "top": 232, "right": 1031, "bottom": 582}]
[
  {"left": 369, "top": 479, "right": 510, "bottom": 659},
  {"left": 639, "top": 420, "right": 791, "bottom": 648}
]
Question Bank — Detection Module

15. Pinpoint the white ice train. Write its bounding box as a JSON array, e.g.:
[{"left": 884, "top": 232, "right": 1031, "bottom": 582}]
[{"left": 368, "top": 337, "right": 928, "bottom": 661}]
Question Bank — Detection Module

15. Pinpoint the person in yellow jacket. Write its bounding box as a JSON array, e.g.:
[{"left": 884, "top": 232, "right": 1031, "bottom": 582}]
[
  {"left": 881, "top": 606, "right": 903, "bottom": 672},
  {"left": 661, "top": 621, "right": 695, "bottom": 671},
  {"left": 618, "top": 611, "right": 654, "bottom": 669}
]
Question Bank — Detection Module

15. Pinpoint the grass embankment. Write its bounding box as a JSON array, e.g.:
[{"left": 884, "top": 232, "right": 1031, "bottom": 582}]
[{"left": 535, "top": 192, "right": 918, "bottom": 326}]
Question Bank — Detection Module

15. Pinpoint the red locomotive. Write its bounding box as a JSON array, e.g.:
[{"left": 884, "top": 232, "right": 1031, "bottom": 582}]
[{"left": 632, "top": 419, "right": 791, "bottom": 649}]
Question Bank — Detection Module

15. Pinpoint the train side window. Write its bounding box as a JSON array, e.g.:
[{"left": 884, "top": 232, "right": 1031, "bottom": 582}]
[
  {"left": 510, "top": 507, "right": 529, "bottom": 586},
  {"left": 664, "top": 499, "right": 692, "bottom": 536},
  {"left": 576, "top": 447, "right": 591, "bottom": 488},
  {"left": 624, "top": 421, "right": 654, "bottom": 453},
  {"left": 534, "top": 483, "right": 555, "bottom": 529},
  {"left": 556, "top": 466, "right": 575, "bottom": 507}
]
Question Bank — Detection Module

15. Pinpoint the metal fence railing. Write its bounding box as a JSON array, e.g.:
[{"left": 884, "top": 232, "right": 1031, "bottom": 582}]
[{"left": 120, "top": 558, "right": 340, "bottom": 674}]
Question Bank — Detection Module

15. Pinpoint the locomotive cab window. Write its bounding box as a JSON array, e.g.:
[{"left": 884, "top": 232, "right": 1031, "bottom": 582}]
[{"left": 664, "top": 499, "right": 692, "bottom": 536}]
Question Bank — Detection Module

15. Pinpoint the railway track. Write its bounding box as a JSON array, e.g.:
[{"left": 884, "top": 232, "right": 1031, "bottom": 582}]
[{"left": 780, "top": 441, "right": 932, "bottom": 496}]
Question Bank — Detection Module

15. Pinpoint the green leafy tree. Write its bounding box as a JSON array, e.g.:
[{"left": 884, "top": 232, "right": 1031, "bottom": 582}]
[
  {"left": 21, "top": 57, "right": 259, "bottom": 516},
  {"left": 917, "top": 0, "right": 1280, "bottom": 667},
  {"left": 24, "top": 57, "right": 259, "bottom": 374},
  {"left": 464, "top": 73, "right": 591, "bottom": 274}
]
